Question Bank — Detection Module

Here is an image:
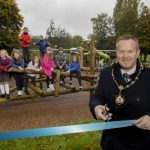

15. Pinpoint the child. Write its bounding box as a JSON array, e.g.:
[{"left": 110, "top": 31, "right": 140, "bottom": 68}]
[
  {"left": 55, "top": 47, "right": 67, "bottom": 84},
  {"left": 68, "top": 54, "right": 82, "bottom": 90},
  {"left": 11, "top": 50, "right": 25, "bottom": 96},
  {"left": 19, "top": 27, "right": 31, "bottom": 64},
  {"left": 24, "top": 55, "right": 42, "bottom": 94},
  {"left": 0, "top": 49, "right": 11, "bottom": 99},
  {"left": 35, "top": 35, "right": 49, "bottom": 57},
  {"left": 42, "top": 47, "right": 55, "bottom": 92}
]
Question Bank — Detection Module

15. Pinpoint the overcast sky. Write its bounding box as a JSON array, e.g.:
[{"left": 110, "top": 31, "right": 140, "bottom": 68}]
[{"left": 16, "top": 0, "right": 150, "bottom": 38}]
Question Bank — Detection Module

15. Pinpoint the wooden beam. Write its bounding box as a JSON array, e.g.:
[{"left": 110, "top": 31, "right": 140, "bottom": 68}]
[
  {"left": 61, "top": 84, "right": 76, "bottom": 90},
  {"left": 7, "top": 68, "right": 43, "bottom": 74},
  {"left": 81, "top": 67, "right": 97, "bottom": 71},
  {"left": 54, "top": 70, "right": 60, "bottom": 96},
  {"left": 7, "top": 68, "right": 97, "bottom": 79},
  {"left": 27, "top": 83, "right": 44, "bottom": 96},
  {"left": 10, "top": 94, "right": 38, "bottom": 101},
  {"left": 10, "top": 86, "right": 17, "bottom": 92},
  {"left": 6, "top": 86, "right": 96, "bottom": 102}
]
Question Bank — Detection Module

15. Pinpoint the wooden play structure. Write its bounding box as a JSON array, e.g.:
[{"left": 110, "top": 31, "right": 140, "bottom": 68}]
[{"left": 0, "top": 40, "right": 102, "bottom": 102}]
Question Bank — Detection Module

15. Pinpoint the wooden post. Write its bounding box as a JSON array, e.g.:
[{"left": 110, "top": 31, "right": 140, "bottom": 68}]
[
  {"left": 54, "top": 69, "right": 60, "bottom": 96},
  {"left": 39, "top": 74, "right": 43, "bottom": 90},
  {"left": 89, "top": 40, "right": 96, "bottom": 97},
  {"left": 79, "top": 48, "right": 84, "bottom": 67}
]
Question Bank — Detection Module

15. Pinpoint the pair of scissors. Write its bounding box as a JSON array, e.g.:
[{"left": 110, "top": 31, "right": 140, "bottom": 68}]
[{"left": 105, "top": 104, "right": 111, "bottom": 121}]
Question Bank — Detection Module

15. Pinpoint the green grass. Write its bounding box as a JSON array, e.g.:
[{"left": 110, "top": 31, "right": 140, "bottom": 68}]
[
  {"left": 146, "top": 54, "right": 150, "bottom": 61},
  {"left": 0, "top": 121, "right": 102, "bottom": 150}
]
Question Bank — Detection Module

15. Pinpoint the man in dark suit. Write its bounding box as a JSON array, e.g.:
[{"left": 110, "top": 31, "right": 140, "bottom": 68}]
[{"left": 89, "top": 35, "right": 150, "bottom": 150}]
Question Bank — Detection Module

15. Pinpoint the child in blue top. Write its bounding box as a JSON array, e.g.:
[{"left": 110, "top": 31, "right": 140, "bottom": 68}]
[
  {"left": 35, "top": 35, "right": 49, "bottom": 57},
  {"left": 68, "top": 54, "right": 82, "bottom": 90},
  {"left": 11, "top": 50, "right": 25, "bottom": 96}
]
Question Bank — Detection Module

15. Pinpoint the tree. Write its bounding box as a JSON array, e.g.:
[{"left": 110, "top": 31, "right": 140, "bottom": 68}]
[
  {"left": 72, "top": 35, "right": 83, "bottom": 48},
  {"left": 90, "top": 13, "right": 115, "bottom": 49},
  {"left": 113, "top": 0, "right": 139, "bottom": 37},
  {"left": 113, "top": 0, "right": 150, "bottom": 61},
  {"left": 0, "top": 0, "right": 23, "bottom": 53},
  {"left": 46, "top": 19, "right": 83, "bottom": 49},
  {"left": 137, "top": 3, "right": 150, "bottom": 61},
  {"left": 29, "top": 35, "right": 40, "bottom": 49},
  {"left": 46, "top": 19, "right": 57, "bottom": 46}
]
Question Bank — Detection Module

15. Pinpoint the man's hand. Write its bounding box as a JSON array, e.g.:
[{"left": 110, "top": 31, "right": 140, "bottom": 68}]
[
  {"left": 133, "top": 115, "right": 150, "bottom": 130},
  {"left": 94, "top": 105, "right": 112, "bottom": 121}
]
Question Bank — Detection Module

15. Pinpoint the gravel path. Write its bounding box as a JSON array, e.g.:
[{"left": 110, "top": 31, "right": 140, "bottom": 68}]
[{"left": 0, "top": 92, "right": 93, "bottom": 132}]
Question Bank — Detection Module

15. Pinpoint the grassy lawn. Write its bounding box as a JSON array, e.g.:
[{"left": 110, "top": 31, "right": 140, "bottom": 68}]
[{"left": 0, "top": 121, "right": 102, "bottom": 150}]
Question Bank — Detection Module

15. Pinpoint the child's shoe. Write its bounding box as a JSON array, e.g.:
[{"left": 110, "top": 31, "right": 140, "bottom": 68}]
[
  {"left": 69, "top": 81, "right": 72, "bottom": 85},
  {"left": 49, "top": 84, "right": 55, "bottom": 91},
  {"left": 60, "top": 81, "right": 63, "bottom": 84},
  {"left": 17, "top": 91, "right": 22, "bottom": 96},
  {"left": 79, "top": 86, "right": 83, "bottom": 91}
]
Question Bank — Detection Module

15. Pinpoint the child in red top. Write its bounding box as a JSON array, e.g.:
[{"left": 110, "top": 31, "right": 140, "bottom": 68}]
[{"left": 19, "top": 27, "right": 31, "bottom": 64}]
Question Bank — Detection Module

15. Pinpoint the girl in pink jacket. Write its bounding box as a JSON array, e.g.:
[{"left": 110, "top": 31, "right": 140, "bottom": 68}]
[{"left": 42, "top": 47, "right": 55, "bottom": 92}]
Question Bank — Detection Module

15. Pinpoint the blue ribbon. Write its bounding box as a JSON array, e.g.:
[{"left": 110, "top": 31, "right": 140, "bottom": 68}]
[{"left": 0, "top": 120, "right": 134, "bottom": 140}]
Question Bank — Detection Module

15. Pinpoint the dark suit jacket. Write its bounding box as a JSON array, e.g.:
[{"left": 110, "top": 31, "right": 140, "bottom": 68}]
[{"left": 89, "top": 61, "right": 150, "bottom": 150}]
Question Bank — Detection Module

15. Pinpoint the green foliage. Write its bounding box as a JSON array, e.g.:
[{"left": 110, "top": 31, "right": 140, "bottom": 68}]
[
  {"left": 46, "top": 19, "right": 83, "bottom": 49},
  {"left": 46, "top": 19, "right": 71, "bottom": 48},
  {"left": 29, "top": 35, "right": 39, "bottom": 50},
  {"left": 137, "top": 3, "right": 150, "bottom": 61},
  {"left": 91, "top": 0, "right": 150, "bottom": 61},
  {"left": 0, "top": 0, "right": 23, "bottom": 53},
  {"left": 72, "top": 35, "right": 83, "bottom": 48},
  {"left": 90, "top": 13, "right": 115, "bottom": 50},
  {"left": 113, "top": 0, "right": 139, "bottom": 36},
  {"left": 113, "top": 0, "right": 150, "bottom": 61}
]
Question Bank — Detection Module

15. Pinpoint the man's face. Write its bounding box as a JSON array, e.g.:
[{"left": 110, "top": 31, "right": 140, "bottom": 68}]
[{"left": 116, "top": 39, "right": 140, "bottom": 71}]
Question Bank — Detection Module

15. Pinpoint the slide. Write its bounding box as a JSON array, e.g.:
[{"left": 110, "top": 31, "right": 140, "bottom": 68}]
[{"left": 96, "top": 50, "right": 110, "bottom": 62}]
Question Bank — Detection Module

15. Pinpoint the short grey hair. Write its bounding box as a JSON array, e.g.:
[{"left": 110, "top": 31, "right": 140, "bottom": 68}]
[{"left": 116, "top": 34, "right": 140, "bottom": 50}]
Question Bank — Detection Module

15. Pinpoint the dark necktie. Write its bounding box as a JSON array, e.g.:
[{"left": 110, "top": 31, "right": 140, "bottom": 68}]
[{"left": 123, "top": 73, "right": 131, "bottom": 83}]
